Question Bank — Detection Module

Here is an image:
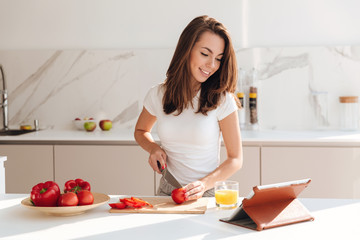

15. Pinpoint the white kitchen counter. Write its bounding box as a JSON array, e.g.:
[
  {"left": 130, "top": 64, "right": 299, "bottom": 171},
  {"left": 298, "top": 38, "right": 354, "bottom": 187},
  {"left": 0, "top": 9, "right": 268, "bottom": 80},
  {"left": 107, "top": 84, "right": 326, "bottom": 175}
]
[
  {"left": 1, "top": 129, "right": 360, "bottom": 146},
  {"left": 0, "top": 194, "right": 359, "bottom": 240}
]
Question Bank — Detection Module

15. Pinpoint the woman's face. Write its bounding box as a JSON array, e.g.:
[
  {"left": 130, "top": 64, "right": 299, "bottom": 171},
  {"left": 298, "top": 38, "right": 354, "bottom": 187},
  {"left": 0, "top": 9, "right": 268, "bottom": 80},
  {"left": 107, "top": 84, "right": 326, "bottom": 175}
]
[{"left": 189, "top": 31, "right": 225, "bottom": 88}]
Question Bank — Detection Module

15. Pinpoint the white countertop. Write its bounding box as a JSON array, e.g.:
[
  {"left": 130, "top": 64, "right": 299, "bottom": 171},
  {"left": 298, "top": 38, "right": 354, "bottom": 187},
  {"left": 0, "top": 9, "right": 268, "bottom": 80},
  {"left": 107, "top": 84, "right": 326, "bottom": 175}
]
[
  {"left": 1, "top": 194, "right": 359, "bottom": 240},
  {"left": 1, "top": 128, "right": 360, "bottom": 146}
]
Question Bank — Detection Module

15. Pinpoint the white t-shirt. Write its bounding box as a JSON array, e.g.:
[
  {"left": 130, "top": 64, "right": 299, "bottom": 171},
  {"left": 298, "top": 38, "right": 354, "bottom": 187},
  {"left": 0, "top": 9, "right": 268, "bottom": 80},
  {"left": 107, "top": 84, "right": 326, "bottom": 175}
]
[{"left": 144, "top": 83, "right": 238, "bottom": 186}]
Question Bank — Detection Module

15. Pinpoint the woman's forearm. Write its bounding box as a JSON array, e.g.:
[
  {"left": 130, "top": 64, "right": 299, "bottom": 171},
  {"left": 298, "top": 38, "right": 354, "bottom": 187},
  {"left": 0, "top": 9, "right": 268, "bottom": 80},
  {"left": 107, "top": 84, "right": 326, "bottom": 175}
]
[
  {"left": 134, "top": 129, "right": 159, "bottom": 154},
  {"left": 200, "top": 155, "right": 243, "bottom": 191}
]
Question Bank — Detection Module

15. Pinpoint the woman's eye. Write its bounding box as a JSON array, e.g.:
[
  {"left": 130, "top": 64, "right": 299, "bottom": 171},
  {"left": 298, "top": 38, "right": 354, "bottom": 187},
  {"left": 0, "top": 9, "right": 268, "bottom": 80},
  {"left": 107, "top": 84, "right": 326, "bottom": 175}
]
[
  {"left": 201, "top": 52, "right": 208, "bottom": 57},
  {"left": 216, "top": 58, "right": 222, "bottom": 62}
]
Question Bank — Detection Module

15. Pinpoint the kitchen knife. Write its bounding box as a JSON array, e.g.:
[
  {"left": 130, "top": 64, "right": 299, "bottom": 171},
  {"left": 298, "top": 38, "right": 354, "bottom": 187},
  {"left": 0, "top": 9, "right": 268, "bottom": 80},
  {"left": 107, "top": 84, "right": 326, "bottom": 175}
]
[{"left": 157, "top": 161, "right": 182, "bottom": 189}]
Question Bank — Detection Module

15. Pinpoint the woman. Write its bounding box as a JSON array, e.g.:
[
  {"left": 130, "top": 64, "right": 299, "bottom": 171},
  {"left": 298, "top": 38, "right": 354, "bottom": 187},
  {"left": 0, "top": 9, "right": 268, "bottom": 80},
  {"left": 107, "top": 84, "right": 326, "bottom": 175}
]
[{"left": 134, "top": 15, "right": 243, "bottom": 201}]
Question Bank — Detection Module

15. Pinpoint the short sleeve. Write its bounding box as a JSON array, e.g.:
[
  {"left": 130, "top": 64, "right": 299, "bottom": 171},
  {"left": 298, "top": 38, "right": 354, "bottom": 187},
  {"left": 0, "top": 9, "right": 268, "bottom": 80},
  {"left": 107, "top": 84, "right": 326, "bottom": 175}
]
[
  {"left": 216, "top": 92, "right": 238, "bottom": 121},
  {"left": 143, "top": 84, "right": 162, "bottom": 117}
]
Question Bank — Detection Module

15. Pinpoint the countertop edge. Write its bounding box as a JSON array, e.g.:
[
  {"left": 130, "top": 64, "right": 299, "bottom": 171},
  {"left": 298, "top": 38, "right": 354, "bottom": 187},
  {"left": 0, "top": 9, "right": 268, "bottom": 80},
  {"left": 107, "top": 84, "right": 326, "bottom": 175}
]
[
  {"left": 1, "top": 139, "right": 360, "bottom": 147},
  {"left": 1, "top": 129, "right": 360, "bottom": 147}
]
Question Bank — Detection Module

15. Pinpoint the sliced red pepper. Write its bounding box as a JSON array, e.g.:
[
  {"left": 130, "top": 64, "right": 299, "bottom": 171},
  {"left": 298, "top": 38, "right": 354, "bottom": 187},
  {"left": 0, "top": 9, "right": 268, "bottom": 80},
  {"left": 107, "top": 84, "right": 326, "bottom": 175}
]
[
  {"left": 118, "top": 197, "right": 154, "bottom": 208},
  {"left": 120, "top": 198, "right": 144, "bottom": 208},
  {"left": 64, "top": 178, "right": 91, "bottom": 193},
  {"left": 131, "top": 197, "right": 153, "bottom": 208},
  {"left": 109, "top": 202, "right": 127, "bottom": 209}
]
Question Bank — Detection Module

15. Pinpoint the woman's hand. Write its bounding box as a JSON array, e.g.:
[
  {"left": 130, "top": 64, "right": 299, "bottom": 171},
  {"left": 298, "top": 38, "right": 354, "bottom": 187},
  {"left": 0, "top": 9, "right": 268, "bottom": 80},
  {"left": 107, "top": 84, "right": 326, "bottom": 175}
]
[
  {"left": 184, "top": 181, "right": 206, "bottom": 201},
  {"left": 148, "top": 145, "right": 167, "bottom": 174}
]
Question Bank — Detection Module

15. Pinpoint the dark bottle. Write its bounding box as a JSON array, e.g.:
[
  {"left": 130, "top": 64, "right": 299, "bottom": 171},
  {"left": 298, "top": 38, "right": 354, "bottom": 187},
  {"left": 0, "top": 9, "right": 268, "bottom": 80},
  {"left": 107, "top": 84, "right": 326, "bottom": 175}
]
[{"left": 249, "top": 86, "right": 258, "bottom": 125}]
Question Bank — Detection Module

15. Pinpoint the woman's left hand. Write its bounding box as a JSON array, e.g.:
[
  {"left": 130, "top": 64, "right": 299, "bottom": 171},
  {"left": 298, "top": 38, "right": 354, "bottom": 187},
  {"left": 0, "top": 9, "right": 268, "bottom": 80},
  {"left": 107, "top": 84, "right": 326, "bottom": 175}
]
[{"left": 184, "top": 181, "right": 206, "bottom": 201}]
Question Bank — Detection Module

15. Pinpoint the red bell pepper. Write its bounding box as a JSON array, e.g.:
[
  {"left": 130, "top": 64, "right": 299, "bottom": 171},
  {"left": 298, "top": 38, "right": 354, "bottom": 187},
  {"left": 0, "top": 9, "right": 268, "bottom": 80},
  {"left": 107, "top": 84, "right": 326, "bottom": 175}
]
[
  {"left": 109, "top": 202, "right": 127, "bottom": 209},
  {"left": 64, "top": 178, "right": 91, "bottom": 193},
  {"left": 30, "top": 181, "right": 61, "bottom": 207},
  {"left": 120, "top": 198, "right": 144, "bottom": 208},
  {"left": 131, "top": 197, "right": 153, "bottom": 208},
  {"left": 109, "top": 197, "right": 153, "bottom": 210},
  {"left": 120, "top": 197, "right": 153, "bottom": 208}
]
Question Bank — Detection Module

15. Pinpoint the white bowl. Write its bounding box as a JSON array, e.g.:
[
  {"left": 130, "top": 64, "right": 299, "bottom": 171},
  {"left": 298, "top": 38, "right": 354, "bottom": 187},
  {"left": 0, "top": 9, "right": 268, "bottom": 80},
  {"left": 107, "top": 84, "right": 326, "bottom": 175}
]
[{"left": 73, "top": 119, "right": 96, "bottom": 130}]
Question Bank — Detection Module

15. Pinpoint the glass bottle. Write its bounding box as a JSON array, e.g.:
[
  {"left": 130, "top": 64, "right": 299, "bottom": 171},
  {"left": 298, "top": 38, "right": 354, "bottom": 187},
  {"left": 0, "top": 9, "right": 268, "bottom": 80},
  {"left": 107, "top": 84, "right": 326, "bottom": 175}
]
[
  {"left": 339, "top": 96, "right": 359, "bottom": 131},
  {"left": 248, "top": 68, "right": 259, "bottom": 130},
  {"left": 237, "top": 68, "right": 246, "bottom": 129}
]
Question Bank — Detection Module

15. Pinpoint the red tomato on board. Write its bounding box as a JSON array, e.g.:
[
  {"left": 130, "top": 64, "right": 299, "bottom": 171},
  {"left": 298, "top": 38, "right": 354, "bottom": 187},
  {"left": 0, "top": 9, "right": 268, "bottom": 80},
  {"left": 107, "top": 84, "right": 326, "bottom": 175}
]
[
  {"left": 77, "top": 190, "right": 94, "bottom": 205},
  {"left": 57, "top": 192, "right": 79, "bottom": 206},
  {"left": 171, "top": 188, "right": 186, "bottom": 204}
]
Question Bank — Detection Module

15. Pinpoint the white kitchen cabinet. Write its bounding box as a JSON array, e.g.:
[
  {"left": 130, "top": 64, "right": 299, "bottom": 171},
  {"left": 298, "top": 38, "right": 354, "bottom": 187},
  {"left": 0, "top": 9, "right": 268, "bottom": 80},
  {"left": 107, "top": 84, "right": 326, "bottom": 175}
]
[
  {"left": 54, "top": 145, "right": 154, "bottom": 195},
  {"left": 0, "top": 145, "right": 53, "bottom": 193},
  {"left": 261, "top": 147, "right": 360, "bottom": 199},
  {"left": 154, "top": 146, "right": 261, "bottom": 197}
]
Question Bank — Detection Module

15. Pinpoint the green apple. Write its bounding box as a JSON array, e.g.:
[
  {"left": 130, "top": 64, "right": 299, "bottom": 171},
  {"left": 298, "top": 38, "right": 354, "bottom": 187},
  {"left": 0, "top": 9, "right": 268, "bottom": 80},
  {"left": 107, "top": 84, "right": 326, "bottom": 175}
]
[
  {"left": 99, "top": 119, "right": 112, "bottom": 131},
  {"left": 84, "top": 122, "right": 96, "bottom": 132}
]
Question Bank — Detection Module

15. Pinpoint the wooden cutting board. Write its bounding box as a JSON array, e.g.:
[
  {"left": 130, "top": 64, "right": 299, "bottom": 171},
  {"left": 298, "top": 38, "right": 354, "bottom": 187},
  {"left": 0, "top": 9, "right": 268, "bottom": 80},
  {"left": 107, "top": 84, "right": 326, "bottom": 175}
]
[{"left": 109, "top": 197, "right": 208, "bottom": 214}]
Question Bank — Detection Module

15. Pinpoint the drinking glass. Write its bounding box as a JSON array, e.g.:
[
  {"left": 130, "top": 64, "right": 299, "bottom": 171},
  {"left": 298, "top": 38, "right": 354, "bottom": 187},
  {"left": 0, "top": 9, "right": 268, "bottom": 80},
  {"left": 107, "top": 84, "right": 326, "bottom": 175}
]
[{"left": 215, "top": 181, "right": 239, "bottom": 209}]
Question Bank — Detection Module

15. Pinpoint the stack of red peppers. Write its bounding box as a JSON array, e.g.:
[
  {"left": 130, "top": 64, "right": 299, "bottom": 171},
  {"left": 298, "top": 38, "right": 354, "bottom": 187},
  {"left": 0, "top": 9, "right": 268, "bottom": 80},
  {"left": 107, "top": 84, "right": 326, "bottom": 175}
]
[{"left": 30, "top": 178, "right": 93, "bottom": 207}]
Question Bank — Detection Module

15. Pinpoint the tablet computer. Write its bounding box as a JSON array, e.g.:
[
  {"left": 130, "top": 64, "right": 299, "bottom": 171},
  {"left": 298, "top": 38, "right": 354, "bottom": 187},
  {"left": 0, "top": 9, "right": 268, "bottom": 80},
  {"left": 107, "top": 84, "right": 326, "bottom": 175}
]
[{"left": 220, "top": 178, "right": 313, "bottom": 231}]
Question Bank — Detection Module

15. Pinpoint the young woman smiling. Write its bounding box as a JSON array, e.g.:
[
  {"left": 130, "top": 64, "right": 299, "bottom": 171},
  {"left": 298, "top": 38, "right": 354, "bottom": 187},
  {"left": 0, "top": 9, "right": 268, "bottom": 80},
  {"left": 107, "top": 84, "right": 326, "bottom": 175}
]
[{"left": 134, "top": 15, "right": 243, "bottom": 201}]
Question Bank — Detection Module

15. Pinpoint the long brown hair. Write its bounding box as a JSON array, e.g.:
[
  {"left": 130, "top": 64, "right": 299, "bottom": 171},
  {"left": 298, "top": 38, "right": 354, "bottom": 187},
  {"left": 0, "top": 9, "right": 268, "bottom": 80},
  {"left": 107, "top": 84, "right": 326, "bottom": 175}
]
[{"left": 163, "top": 15, "right": 240, "bottom": 115}]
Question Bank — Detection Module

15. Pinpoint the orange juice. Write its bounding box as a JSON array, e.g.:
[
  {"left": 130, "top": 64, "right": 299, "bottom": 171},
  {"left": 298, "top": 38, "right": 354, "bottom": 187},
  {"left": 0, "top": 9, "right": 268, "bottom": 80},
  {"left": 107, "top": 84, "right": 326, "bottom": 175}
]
[{"left": 215, "top": 189, "right": 238, "bottom": 205}]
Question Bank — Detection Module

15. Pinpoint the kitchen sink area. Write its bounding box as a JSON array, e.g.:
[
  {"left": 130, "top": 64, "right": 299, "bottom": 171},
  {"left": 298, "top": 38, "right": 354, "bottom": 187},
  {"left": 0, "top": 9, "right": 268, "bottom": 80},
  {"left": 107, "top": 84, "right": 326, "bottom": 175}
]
[
  {"left": 0, "top": 129, "right": 36, "bottom": 136},
  {"left": 0, "top": 65, "right": 37, "bottom": 136}
]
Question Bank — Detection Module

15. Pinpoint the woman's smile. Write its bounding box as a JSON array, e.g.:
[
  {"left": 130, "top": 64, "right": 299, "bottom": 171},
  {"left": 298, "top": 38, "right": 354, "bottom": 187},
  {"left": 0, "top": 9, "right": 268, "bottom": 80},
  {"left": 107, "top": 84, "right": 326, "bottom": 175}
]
[{"left": 200, "top": 68, "right": 211, "bottom": 77}]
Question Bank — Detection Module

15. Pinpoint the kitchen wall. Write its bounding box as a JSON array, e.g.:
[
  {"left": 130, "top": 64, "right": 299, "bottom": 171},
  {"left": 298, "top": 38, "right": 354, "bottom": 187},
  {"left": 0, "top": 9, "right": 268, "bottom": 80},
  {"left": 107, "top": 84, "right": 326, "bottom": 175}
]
[
  {"left": 0, "top": 49, "right": 173, "bottom": 130},
  {"left": 2, "top": 0, "right": 360, "bottom": 49},
  {"left": 1, "top": 0, "right": 360, "bottom": 131},
  {"left": 1, "top": 46, "right": 359, "bottom": 131},
  {"left": 245, "top": 0, "right": 360, "bottom": 47},
  {"left": 0, "top": 0, "right": 244, "bottom": 49},
  {"left": 238, "top": 46, "right": 360, "bottom": 130}
]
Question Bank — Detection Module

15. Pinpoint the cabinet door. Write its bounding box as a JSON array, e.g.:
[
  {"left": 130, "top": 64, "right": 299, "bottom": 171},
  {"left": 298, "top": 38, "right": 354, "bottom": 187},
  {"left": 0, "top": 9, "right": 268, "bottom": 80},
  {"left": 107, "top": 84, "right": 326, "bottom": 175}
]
[
  {"left": 155, "top": 146, "right": 261, "bottom": 197},
  {"left": 0, "top": 145, "right": 53, "bottom": 193},
  {"left": 54, "top": 145, "right": 154, "bottom": 195},
  {"left": 261, "top": 147, "right": 360, "bottom": 199},
  {"left": 220, "top": 146, "right": 261, "bottom": 197}
]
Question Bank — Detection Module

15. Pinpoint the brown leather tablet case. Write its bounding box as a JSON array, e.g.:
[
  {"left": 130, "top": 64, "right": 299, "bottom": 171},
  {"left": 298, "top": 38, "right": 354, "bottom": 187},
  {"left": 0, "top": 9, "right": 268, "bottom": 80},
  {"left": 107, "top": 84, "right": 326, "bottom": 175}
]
[{"left": 220, "top": 179, "right": 314, "bottom": 231}]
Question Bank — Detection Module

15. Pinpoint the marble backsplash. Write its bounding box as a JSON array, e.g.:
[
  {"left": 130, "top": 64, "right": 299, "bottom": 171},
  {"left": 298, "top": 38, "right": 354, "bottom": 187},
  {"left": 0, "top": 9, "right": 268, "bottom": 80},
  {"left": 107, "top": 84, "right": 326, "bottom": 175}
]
[{"left": 0, "top": 46, "right": 359, "bottom": 131}]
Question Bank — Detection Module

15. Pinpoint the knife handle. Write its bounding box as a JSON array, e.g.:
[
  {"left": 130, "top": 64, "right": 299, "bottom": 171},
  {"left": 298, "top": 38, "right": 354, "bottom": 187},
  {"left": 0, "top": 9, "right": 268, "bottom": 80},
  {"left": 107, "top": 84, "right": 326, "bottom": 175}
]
[{"left": 157, "top": 160, "right": 162, "bottom": 172}]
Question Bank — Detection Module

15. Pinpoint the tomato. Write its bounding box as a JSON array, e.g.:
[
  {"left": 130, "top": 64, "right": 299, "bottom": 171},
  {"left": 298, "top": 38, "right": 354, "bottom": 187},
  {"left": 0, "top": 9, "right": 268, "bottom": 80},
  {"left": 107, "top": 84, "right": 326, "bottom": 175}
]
[
  {"left": 109, "top": 202, "right": 127, "bottom": 209},
  {"left": 171, "top": 188, "right": 186, "bottom": 204},
  {"left": 57, "top": 192, "right": 79, "bottom": 206},
  {"left": 30, "top": 181, "right": 61, "bottom": 207},
  {"left": 77, "top": 190, "right": 94, "bottom": 205}
]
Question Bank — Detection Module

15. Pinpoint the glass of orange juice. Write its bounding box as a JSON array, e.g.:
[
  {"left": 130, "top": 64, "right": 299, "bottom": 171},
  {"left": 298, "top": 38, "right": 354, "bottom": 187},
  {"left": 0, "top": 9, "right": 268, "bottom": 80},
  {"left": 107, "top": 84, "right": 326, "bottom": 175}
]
[{"left": 215, "top": 181, "right": 239, "bottom": 209}]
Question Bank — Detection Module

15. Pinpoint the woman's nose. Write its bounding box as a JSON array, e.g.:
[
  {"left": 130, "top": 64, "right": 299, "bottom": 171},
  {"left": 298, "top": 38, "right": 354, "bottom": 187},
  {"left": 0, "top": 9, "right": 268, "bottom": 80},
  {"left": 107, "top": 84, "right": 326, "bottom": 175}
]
[{"left": 206, "top": 58, "right": 216, "bottom": 69}]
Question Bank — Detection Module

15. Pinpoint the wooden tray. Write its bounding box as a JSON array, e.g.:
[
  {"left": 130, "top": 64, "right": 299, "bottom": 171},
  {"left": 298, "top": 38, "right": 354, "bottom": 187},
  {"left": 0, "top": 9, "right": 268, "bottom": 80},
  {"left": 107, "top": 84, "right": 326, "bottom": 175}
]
[{"left": 109, "top": 197, "right": 208, "bottom": 214}]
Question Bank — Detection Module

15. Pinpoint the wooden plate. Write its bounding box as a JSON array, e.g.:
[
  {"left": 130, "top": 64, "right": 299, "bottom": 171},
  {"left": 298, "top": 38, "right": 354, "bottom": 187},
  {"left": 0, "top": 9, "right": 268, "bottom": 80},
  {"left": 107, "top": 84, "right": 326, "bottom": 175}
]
[{"left": 21, "top": 192, "right": 110, "bottom": 216}]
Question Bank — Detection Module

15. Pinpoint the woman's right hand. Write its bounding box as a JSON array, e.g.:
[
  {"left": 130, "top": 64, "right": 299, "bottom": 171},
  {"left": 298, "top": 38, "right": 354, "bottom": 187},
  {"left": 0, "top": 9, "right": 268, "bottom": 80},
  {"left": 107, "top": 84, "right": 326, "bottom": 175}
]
[{"left": 148, "top": 144, "right": 167, "bottom": 174}]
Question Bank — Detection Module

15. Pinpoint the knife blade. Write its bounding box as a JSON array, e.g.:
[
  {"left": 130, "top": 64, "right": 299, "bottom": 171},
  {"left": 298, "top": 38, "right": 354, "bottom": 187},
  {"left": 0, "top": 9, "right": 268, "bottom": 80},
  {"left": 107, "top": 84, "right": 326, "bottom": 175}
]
[{"left": 157, "top": 161, "right": 182, "bottom": 189}]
